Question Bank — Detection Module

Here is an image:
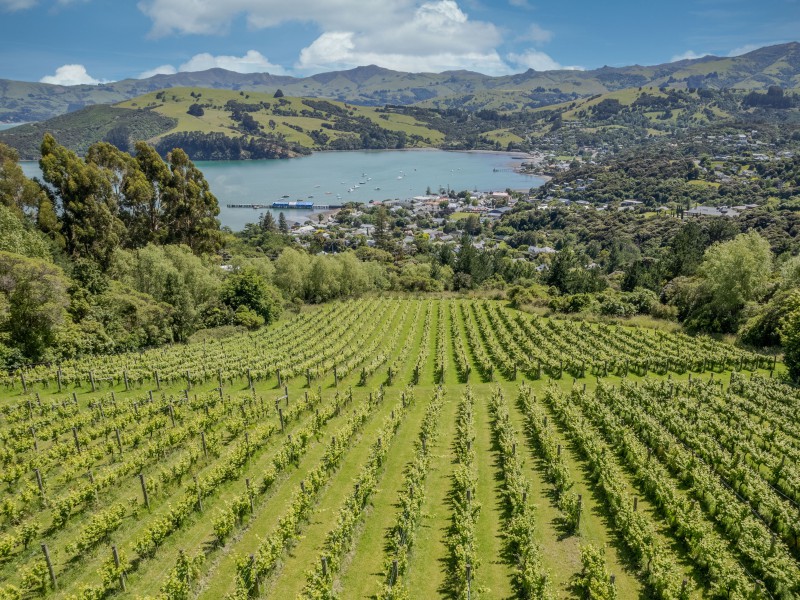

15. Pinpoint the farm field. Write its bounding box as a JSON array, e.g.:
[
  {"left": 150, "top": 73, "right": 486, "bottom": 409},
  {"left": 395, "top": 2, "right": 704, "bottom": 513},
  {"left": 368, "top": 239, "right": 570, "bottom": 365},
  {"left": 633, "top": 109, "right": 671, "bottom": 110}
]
[{"left": 0, "top": 297, "right": 797, "bottom": 600}]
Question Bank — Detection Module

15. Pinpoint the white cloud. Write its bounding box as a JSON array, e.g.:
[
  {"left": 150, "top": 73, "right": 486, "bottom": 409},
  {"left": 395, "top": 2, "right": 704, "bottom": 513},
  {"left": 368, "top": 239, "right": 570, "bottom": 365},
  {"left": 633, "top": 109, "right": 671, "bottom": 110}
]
[
  {"left": 138, "top": 50, "right": 286, "bottom": 79},
  {"left": 507, "top": 49, "right": 582, "bottom": 72},
  {"left": 670, "top": 50, "right": 709, "bottom": 63},
  {"left": 0, "top": 0, "right": 37, "bottom": 9},
  {"left": 179, "top": 50, "right": 286, "bottom": 74},
  {"left": 138, "top": 64, "right": 178, "bottom": 78},
  {"left": 295, "top": 1, "right": 510, "bottom": 74},
  {"left": 138, "top": 0, "right": 513, "bottom": 75},
  {"left": 508, "top": 0, "right": 530, "bottom": 6},
  {"left": 40, "top": 64, "right": 108, "bottom": 85}
]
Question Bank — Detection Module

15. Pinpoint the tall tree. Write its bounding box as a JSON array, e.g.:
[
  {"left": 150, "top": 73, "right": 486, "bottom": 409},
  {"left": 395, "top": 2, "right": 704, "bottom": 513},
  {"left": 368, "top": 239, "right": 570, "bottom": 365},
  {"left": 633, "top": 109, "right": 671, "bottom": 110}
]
[
  {"left": 373, "top": 205, "right": 390, "bottom": 250},
  {"left": 40, "top": 133, "right": 126, "bottom": 268},
  {"left": 86, "top": 142, "right": 154, "bottom": 248},
  {"left": 161, "top": 148, "right": 222, "bottom": 254},
  {"left": 278, "top": 211, "right": 289, "bottom": 234},
  {"left": 134, "top": 141, "right": 172, "bottom": 244},
  {"left": 260, "top": 211, "right": 277, "bottom": 232}
]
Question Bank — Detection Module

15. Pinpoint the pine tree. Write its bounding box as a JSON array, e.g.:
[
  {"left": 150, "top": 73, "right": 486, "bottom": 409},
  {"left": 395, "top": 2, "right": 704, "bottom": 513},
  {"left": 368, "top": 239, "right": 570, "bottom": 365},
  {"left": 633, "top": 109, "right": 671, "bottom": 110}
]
[
  {"left": 278, "top": 212, "right": 289, "bottom": 233},
  {"left": 260, "top": 211, "right": 277, "bottom": 232}
]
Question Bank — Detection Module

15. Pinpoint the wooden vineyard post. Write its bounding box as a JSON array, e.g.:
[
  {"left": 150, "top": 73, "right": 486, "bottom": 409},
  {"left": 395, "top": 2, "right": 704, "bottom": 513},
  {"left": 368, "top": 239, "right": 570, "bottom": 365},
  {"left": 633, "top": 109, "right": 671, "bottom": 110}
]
[
  {"left": 276, "top": 369, "right": 282, "bottom": 388},
  {"left": 306, "top": 369, "right": 311, "bottom": 387},
  {"left": 112, "top": 545, "right": 126, "bottom": 591},
  {"left": 115, "top": 428, "right": 123, "bottom": 455},
  {"left": 321, "top": 556, "right": 328, "bottom": 578},
  {"left": 576, "top": 494, "right": 582, "bottom": 527},
  {"left": 123, "top": 370, "right": 129, "bottom": 391},
  {"left": 193, "top": 475, "right": 203, "bottom": 512},
  {"left": 279, "top": 408, "right": 285, "bottom": 432},
  {"left": 466, "top": 562, "right": 472, "bottom": 600},
  {"left": 41, "top": 544, "right": 56, "bottom": 590},
  {"left": 154, "top": 370, "right": 160, "bottom": 390},
  {"left": 201, "top": 431, "right": 208, "bottom": 459},
  {"left": 333, "top": 366, "right": 338, "bottom": 387},
  {"left": 35, "top": 468, "right": 44, "bottom": 498},
  {"left": 186, "top": 370, "right": 191, "bottom": 390},
  {"left": 57, "top": 367, "right": 62, "bottom": 393},
  {"left": 30, "top": 427, "right": 37, "bottom": 451},
  {"left": 246, "top": 478, "right": 254, "bottom": 514},
  {"left": 250, "top": 554, "right": 259, "bottom": 595},
  {"left": 139, "top": 473, "right": 150, "bottom": 510},
  {"left": 89, "top": 371, "right": 96, "bottom": 393},
  {"left": 72, "top": 427, "right": 81, "bottom": 453},
  {"left": 20, "top": 371, "right": 27, "bottom": 394}
]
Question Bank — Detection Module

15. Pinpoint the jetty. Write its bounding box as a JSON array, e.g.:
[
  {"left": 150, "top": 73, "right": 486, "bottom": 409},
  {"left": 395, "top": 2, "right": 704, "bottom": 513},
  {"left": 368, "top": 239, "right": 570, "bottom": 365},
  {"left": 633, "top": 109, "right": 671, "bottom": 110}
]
[{"left": 227, "top": 202, "right": 343, "bottom": 210}]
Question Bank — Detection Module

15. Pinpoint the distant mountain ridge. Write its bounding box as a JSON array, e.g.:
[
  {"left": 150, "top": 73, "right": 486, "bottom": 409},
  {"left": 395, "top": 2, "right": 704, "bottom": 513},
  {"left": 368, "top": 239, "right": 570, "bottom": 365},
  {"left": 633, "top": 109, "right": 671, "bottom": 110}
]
[{"left": 1, "top": 42, "right": 799, "bottom": 122}]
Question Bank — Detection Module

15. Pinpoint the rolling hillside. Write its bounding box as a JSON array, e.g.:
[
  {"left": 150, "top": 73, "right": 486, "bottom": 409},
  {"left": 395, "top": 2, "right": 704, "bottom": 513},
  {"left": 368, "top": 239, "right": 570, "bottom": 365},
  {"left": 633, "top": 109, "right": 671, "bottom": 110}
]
[
  {"left": 2, "top": 83, "right": 797, "bottom": 160},
  {"left": 0, "top": 89, "right": 442, "bottom": 159},
  {"left": 1, "top": 42, "right": 799, "bottom": 122}
]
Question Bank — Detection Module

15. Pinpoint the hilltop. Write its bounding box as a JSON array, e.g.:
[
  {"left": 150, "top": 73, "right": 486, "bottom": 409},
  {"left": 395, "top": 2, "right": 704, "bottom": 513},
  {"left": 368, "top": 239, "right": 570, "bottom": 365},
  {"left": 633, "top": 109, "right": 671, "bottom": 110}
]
[{"left": 1, "top": 42, "right": 799, "bottom": 122}]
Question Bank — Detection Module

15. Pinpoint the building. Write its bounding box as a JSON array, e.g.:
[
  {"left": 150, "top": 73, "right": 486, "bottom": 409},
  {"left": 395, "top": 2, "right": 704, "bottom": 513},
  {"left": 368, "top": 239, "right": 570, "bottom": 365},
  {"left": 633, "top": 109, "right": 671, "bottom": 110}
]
[{"left": 685, "top": 205, "right": 740, "bottom": 218}]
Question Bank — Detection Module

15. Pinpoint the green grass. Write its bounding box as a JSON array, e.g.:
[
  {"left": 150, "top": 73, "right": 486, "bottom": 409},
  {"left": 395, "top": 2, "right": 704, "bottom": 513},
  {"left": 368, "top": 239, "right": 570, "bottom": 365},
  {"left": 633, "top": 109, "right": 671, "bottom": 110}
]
[{"left": 117, "top": 88, "right": 440, "bottom": 149}]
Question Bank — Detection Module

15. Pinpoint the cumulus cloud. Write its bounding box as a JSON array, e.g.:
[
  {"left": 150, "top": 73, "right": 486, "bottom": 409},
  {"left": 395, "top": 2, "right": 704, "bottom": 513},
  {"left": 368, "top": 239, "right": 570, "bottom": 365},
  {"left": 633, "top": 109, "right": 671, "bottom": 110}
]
[
  {"left": 40, "top": 64, "right": 108, "bottom": 85},
  {"left": 138, "top": 50, "right": 286, "bottom": 78},
  {"left": 670, "top": 50, "right": 709, "bottom": 62},
  {"left": 138, "top": 0, "right": 511, "bottom": 74},
  {"left": 179, "top": 50, "right": 286, "bottom": 74},
  {"left": 507, "top": 49, "right": 582, "bottom": 72},
  {"left": 295, "top": 1, "right": 510, "bottom": 74}
]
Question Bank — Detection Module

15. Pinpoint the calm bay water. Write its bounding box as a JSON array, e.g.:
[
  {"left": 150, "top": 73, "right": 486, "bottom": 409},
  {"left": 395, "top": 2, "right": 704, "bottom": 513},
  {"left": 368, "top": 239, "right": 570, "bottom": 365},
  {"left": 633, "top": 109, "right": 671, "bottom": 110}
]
[{"left": 19, "top": 149, "right": 543, "bottom": 230}]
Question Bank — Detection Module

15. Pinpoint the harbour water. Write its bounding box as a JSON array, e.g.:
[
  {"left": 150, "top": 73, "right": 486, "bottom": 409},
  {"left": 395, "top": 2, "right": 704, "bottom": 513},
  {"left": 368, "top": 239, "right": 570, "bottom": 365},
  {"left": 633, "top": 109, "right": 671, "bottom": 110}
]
[{"left": 18, "top": 149, "right": 544, "bottom": 231}]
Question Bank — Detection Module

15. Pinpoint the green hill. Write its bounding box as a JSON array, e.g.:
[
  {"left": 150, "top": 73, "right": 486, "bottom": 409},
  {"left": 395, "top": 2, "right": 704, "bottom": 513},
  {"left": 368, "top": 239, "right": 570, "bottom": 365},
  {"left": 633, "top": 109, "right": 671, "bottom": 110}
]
[
  {"left": 0, "top": 89, "right": 442, "bottom": 159},
  {"left": 2, "top": 83, "right": 797, "bottom": 160}
]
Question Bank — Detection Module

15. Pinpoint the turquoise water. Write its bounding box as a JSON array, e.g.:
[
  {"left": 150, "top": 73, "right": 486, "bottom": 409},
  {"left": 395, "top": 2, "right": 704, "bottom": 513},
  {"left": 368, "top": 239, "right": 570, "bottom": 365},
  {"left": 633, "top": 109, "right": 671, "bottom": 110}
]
[{"left": 19, "top": 149, "right": 543, "bottom": 231}]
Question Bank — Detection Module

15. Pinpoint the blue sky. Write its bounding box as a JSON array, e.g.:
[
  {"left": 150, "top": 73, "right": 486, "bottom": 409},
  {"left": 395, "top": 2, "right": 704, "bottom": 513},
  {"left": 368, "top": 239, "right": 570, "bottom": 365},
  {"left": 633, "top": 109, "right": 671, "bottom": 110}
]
[{"left": 0, "top": 0, "right": 798, "bottom": 84}]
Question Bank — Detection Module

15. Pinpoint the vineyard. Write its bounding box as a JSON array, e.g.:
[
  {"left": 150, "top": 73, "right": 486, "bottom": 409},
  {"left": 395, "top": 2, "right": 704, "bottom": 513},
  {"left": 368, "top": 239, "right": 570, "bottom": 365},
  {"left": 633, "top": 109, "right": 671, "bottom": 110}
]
[{"left": 0, "top": 297, "right": 796, "bottom": 600}]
